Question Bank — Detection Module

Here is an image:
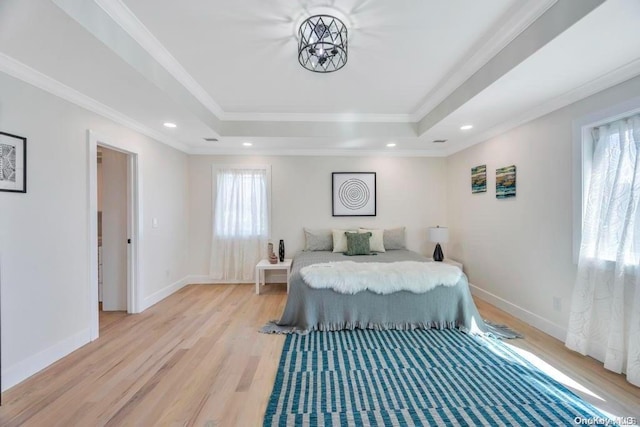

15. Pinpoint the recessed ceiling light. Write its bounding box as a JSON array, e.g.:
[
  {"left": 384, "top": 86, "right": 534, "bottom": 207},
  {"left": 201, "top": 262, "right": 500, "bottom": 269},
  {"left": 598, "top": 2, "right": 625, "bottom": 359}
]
[
  {"left": 460, "top": 124, "right": 473, "bottom": 130},
  {"left": 386, "top": 143, "right": 397, "bottom": 147},
  {"left": 243, "top": 142, "right": 253, "bottom": 147},
  {"left": 163, "top": 122, "right": 177, "bottom": 128}
]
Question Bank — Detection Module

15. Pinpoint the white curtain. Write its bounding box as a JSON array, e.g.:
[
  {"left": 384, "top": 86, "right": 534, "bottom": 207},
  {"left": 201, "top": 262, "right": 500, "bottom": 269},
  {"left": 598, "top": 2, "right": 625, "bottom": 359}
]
[
  {"left": 210, "top": 168, "right": 269, "bottom": 281},
  {"left": 566, "top": 114, "right": 640, "bottom": 386}
]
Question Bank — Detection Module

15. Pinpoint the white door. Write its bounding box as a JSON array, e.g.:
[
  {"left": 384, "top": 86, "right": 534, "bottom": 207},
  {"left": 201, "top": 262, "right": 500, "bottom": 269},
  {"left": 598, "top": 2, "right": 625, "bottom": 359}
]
[{"left": 101, "top": 147, "right": 128, "bottom": 311}]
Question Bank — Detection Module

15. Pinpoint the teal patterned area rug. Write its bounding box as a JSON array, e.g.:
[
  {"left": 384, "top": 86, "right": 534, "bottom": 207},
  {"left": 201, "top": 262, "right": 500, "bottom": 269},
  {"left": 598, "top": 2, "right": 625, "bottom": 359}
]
[{"left": 264, "top": 329, "right": 615, "bottom": 426}]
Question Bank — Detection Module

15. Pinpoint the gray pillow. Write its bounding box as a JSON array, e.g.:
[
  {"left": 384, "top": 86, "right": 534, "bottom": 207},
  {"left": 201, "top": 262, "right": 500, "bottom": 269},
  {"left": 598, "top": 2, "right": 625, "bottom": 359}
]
[
  {"left": 304, "top": 228, "right": 333, "bottom": 251},
  {"left": 383, "top": 227, "right": 406, "bottom": 250}
]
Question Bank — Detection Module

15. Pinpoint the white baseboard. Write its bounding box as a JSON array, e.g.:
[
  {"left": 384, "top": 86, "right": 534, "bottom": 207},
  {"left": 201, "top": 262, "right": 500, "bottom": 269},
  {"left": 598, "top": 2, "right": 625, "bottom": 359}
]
[
  {"left": 140, "top": 272, "right": 287, "bottom": 309},
  {"left": 140, "top": 275, "right": 190, "bottom": 311},
  {"left": 469, "top": 283, "right": 567, "bottom": 342},
  {"left": 2, "top": 328, "right": 90, "bottom": 392},
  {"left": 185, "top": 272, "right": 287, "bottom": 285},
  {"left": 184, "top": 275, "right": 253, "bottom": 285}
]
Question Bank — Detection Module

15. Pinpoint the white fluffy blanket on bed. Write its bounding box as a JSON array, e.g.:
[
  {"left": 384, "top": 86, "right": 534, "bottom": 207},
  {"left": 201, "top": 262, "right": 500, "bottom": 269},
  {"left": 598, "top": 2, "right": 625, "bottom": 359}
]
[{"left": 299, "top": 261, "right": 462, "bottom": 295}]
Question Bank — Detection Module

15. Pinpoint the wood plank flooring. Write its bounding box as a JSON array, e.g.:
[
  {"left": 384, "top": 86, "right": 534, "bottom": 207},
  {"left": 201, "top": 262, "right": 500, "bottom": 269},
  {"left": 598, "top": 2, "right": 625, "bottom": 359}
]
[{"left": 0, "top": 284, "right": 638, "bottom": 426}]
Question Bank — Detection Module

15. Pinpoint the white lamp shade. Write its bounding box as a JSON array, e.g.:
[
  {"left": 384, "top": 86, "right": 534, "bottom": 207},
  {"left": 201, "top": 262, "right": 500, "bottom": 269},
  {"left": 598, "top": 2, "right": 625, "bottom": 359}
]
[{"left": 428, "top": 226, "right": 449, "bottom": 243}]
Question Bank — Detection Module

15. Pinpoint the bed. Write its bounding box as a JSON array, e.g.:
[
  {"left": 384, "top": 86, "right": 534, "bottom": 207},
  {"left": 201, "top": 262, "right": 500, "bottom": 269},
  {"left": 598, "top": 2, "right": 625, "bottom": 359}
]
[{"left": 263, "top": 249, "right": 487, "bottom": 334}]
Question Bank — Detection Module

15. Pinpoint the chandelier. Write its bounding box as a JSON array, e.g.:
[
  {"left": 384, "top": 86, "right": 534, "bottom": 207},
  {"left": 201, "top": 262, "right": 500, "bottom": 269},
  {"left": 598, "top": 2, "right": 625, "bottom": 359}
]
[{"left": 298, "top": 15, "right": 348, "bottom": 73}]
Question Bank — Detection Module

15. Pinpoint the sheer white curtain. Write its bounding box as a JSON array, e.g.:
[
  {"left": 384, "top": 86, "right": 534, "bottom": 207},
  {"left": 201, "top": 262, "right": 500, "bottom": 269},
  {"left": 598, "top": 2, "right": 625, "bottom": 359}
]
[
  {"left": 210, "top": 168, "right": 269, "bottom": 281},
  {"left": 566, "top": 114, "right": 640, "bottom": 386}
]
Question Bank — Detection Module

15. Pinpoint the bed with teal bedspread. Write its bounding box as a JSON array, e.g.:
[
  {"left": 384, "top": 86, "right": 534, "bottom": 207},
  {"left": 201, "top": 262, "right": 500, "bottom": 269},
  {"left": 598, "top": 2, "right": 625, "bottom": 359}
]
[{"left": 263, "top": 250, "right": 486, "bottom": 334}]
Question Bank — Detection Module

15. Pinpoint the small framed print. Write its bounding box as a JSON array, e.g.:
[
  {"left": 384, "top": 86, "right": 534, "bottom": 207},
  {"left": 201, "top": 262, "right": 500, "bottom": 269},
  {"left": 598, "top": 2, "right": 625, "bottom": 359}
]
[
  {"left": 332, "top": 172, "right": 376, "bottom": 216},
  {"left": 471, "top": 165, "right": 487, "bottom": 194},
  {"left": 496, "top": 165, "right": 516, "bottom": 199},
  {"left": 0, "top": 132, "right": 27, "bottom": 193}
]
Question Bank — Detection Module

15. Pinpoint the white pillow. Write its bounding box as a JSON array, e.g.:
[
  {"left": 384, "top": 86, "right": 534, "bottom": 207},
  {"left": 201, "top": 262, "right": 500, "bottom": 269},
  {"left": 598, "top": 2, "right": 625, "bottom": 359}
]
[
  {"left": 332, "top": 229, "right": 357, "bottom": 253},
  {"left": 359, "top": 228, "right": 386, "bottom": 252}
]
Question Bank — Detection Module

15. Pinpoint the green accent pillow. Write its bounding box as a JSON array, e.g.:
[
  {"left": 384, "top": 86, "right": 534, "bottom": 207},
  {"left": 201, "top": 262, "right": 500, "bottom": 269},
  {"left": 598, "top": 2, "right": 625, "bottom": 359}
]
[{"left": 345, "top": 232, "right": 372, "bottom": 256}]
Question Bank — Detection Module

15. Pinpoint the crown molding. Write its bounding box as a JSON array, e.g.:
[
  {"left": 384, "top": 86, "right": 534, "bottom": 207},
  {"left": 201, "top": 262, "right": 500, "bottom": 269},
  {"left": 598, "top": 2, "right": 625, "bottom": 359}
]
[
  {"left": 0, "top": 52, "right": 190, "bottom": 153},
  {"left": 4, "top": 49, "right": 636, "bottom": 159},
  {"left": 410, "top": 0, "right": 557, "bottom": 122},
  {"left": 186, "top": 146, "right": 447, "bottom": 158},
  {"left": 94, "top": 0, "right": 225, "bottom": 118},
  {"left": 444, "top": 57, "right": 640, "bottom": 157},
  {"left": 221, "top": 112, "right": 414, "bottom": 123}
]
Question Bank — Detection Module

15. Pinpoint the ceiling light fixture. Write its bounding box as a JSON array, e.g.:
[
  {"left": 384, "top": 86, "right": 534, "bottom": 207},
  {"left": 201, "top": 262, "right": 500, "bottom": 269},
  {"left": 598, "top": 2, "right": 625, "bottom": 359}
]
[
  {"left": 243, "top": 142, "right": 253, "bottom": 147},
  {"left": 386, "top": 143, "right": 397, "bottom": 147},
  {"left": 298, "top": 15, "right": 348, "bottom": 73},
  {"left": 163, "top": 122, "right": 177, "bottom": 128},
  {"left": 460, "top": 125, "right": 473, "bottom": 130}
]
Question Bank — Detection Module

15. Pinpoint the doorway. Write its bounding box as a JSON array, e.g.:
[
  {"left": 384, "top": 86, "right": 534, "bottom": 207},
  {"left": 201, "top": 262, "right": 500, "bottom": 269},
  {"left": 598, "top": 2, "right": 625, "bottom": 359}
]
[
  {"left": 97, "top": 146, "right": 128, "bottom": 312},
  {"left": 87, "top": 130, "right": 140, "bottom": 341}
]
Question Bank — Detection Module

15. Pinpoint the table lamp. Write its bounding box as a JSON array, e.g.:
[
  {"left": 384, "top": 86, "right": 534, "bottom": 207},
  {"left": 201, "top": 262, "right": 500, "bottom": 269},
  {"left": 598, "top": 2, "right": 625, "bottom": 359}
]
[{"left": 428, "top": 226, "right": 449, "bottom": 262}]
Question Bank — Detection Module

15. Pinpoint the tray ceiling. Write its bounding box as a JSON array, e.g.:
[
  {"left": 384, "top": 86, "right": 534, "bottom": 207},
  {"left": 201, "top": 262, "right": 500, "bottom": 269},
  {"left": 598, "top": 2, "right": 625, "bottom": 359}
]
[{"left": 1, "top": 0, "right": 638, "bottom": 155}]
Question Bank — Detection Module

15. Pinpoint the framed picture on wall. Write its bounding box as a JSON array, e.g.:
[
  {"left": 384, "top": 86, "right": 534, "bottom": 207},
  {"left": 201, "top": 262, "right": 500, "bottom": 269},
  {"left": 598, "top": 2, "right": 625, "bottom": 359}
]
[
  {"left": 496, "top": 165, "right": 516, "bottom": 199},
  {"left": 471, "top": 165, "right": 487, "bottom": 193},
  {"left": 0, "top": 132, "right": 27, "bottom": 193},
  {"left": 332, "top": 172, "right": 376, "bottom": 216}
]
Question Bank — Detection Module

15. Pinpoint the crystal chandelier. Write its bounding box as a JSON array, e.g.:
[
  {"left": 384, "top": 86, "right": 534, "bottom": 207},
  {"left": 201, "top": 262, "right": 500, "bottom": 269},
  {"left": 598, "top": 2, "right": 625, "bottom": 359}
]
[{"left": 298, "top": 15, "right": 348, "bottom": 73}]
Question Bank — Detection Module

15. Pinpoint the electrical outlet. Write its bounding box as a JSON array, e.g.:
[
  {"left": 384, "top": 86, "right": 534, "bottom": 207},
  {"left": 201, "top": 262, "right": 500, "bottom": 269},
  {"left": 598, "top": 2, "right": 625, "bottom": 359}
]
[
  {"left": 165, "top": 270, "right": 170, "bottom": 278},
  {"left": 553, "top": 296, "right": 562, "bottom": 312}
]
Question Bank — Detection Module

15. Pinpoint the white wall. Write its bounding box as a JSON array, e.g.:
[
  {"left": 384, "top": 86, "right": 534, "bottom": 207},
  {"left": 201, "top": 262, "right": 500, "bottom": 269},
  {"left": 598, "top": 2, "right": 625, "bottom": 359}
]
[
  {"left": 188, "top": 155, "right": 448, "bottom": 277},
  {"left": 446, "top": 74, "right": 640, "bottom": 340},
  {"left": 0, "top": 72, "right": 190, "bottom": 390}
]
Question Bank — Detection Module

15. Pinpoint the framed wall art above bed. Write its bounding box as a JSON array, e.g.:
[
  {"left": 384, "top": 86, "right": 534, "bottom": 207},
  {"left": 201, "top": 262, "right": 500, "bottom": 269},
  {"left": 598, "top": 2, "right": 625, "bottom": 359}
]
[{"left": 332, "top": 172, "right": 376, "bottom": 216}]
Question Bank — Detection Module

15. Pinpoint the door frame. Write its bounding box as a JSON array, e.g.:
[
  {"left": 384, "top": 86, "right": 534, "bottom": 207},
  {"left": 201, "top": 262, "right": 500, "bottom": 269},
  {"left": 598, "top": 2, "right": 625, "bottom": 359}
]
[{"left": 87, "top": 130, "right": 142, "bottom": 341}]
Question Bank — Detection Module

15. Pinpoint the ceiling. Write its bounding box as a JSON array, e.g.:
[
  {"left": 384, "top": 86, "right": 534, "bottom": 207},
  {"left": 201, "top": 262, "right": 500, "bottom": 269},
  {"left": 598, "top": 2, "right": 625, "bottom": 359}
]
[{"left": 1, "top": 0, "right": 639, "bottom": 156}]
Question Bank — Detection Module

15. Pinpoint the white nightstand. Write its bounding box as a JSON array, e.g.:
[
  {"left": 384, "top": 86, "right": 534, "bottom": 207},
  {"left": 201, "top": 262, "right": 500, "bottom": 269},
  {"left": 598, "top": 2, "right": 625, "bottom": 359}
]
[
  {"left": 255, "top": 259, "right": 292, "bottom": 295},
  {"left": 426, "top": 258, "right": 463, "bottom": 272}
]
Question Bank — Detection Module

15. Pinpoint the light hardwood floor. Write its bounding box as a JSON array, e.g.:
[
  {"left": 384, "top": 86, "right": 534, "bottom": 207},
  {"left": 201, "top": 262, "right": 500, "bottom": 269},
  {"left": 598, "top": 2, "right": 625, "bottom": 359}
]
[{"left": 0, "top": 284, "right": 638, "bottom": 426}]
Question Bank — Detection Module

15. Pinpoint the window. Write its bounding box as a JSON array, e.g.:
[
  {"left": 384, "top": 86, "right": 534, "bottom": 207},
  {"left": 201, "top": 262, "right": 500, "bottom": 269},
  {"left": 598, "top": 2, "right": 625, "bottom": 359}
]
[
  {"left": 213, "top": 167, "right": 270, "bottom": 239},
  {"left": 573, "top": 102, "right": 640, "bottom": 265},
  {"left": 567, "top": 105, "right": 640, "bottom": 386}
]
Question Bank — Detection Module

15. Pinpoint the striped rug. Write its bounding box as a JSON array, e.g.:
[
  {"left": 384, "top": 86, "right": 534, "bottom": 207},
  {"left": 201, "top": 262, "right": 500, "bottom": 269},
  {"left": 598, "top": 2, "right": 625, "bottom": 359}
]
[{"left": 264, "top": 329, "right": 614, "bottom": 426}]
